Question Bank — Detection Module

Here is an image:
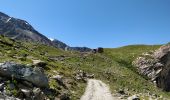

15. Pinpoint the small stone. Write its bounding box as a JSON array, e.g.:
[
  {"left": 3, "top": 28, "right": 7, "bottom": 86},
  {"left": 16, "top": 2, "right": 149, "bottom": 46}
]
[
  {"left": 0, "top": 83, "right": 4, "bottom": 90},
  {"left": 51, "top": 75, "right": 63, "bottom": 84},
  {"left": 21, "top": 89, "right": 31, "bottom": 97},
  {"left": 33, "top": 88, "right": 46, "bottom": 100},
  {"left": 128, "top": 95, "right": 140, "bottom": 100},
  {"left": 32, "top": 60, "right": 47, "bottom": 68},
  {"left": 33, "top": 88, "right": 41, "bottom": 96}
]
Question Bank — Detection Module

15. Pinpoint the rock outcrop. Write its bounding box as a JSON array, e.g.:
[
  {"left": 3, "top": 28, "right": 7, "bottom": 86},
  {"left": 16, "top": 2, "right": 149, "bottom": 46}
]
[
  {"left": 133, "top": 44, "right": 170, "bottom": 91},
  {"left": 0, "top": 62, "right": 49, "bottom": 88},
  {"left": 0, "top": 62, "right": 52, "bottom": 99}
]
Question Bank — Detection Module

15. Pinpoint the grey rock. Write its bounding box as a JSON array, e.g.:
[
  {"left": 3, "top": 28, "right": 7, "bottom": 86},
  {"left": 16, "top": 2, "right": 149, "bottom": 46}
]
[
  {"left": 75, "top": 70, "right": 87, "bottom": 82},
  {"left": 0, "top": 93, "right": 21, "bottom": 100},
  {"left": 133, "top": 55, "right": 162, "bottom": 80},
  {"left": 0, "top": 83, "right": 4, "bottom": 90},
  {"left": 51, "top": 75, "right": 63, "bottom": 82},
  {"left": 32, "top": 60, "right": 47, "bottom": 68},
  {"left": 33, "top": 88, "right": 46, "bottom": 100},
  {"left": 21, "top": 89, "right": 31, "bottom": 97},
  {"left": 51, "top": 75, "right": 67, "bottom": 88},
  {"left": 127, "top": 95, "right": 140, "bottom": 100},
  {"left": 0, "top": 62, "right": 49, "bottom": 88},
  {"left": 134, "top": 44, "right": 170, "bottom": 91},
  {"left": 153, "top": 45, "right": 170, "bottom": 60},
  {"left": 33, "top": 88, "right": 41, "bottom": 96},
  {"left": 75, "top": 70, "right": 94, "bottom": 82}
]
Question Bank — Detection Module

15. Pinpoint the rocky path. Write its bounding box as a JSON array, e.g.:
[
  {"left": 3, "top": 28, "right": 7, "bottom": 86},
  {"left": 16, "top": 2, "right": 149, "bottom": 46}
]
[{"left": 80, "top": 79, "right": 119, "bottom": 100}]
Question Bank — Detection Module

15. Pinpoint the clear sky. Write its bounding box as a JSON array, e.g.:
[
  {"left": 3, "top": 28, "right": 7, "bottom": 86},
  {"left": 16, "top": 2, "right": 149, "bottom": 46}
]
[{"left": 0, "top": 0, "right": 170, "bottom": 48}]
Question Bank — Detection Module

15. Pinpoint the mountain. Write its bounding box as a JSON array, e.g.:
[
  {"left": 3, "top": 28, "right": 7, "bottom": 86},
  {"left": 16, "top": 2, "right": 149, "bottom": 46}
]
[
  {"left": 0, "top": 12, "right": 52, "bottom": 45},
  {"left": 0, "top": 12, "right": 91, "bottom": 52},
  {"left": 51, "top": 39, "right": 69, "bottom": 50},
  {"left": 69, "top": 47, "right": 92, "bottom": 52},
  {"left": 51, "top": 39, "right": 92, "bottom": 52}
]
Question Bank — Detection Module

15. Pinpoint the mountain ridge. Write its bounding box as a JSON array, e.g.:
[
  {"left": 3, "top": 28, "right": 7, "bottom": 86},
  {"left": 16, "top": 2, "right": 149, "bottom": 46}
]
[{"left": 0, "top": 12, "right": 91, "bottom": 52}]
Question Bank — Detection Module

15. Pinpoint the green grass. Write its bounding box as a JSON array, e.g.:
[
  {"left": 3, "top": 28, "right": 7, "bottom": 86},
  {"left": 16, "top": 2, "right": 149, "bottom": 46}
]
[
  {"left": 0, "top": 35, "right": 170, "bottom": 99},
  {"left": 102, "top": 45, "right": 170, "bottom": 98}
]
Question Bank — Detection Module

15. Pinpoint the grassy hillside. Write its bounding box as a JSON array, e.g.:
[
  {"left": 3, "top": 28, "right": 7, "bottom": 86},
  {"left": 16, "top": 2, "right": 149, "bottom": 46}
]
[
  {"left": 103, "top": 45, "right": 166, "bottom": 98},
  {"left": 0, "top": 35, "right": 170, "bottom": 99}
]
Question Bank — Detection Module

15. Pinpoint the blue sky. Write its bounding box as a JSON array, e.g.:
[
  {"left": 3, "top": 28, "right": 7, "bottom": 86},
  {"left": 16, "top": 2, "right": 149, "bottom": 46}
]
[{"left": 0, "top": 0, "right": 170, "bottom": 48}]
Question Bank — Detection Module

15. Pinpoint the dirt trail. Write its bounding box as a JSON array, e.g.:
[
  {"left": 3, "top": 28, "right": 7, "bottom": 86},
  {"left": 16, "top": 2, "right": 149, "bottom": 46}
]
[{"left": 80, "top": 79, "right": 119, "bottom": 100}]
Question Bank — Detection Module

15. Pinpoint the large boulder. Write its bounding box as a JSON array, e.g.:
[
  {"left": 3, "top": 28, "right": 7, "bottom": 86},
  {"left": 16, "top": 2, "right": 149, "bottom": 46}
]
[
  {"left": 0, "top": 62, "right": 49, "bottom": 88},
  {"left": 133, "top": 44, "right": 170, "bottom": 91}
]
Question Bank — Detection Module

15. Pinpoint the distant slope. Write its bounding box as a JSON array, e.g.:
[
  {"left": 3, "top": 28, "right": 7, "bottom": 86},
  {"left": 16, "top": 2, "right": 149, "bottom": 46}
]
[
  {"left": 0, "top": 12, "right": 91, "bottom": 52},
  {"left": 52, "top": 39, "right": 92, "bottom": 52},
  {"left": 52, "top": 39, "right": 69, "bottom": 50}
]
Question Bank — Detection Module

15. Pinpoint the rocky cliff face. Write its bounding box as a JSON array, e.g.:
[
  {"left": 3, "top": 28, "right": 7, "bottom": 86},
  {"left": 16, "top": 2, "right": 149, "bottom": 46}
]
[
  {"left": 0, "top": 12, "right": 91, "bottom": 52},
  {"left": 134, "top": 44, "right": 170, "bottom": 91}
]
